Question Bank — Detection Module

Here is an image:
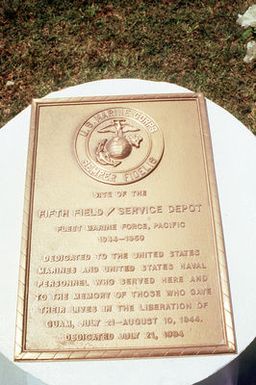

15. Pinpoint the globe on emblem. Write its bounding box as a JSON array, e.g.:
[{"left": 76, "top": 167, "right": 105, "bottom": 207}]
[{"left": 106, "top": 136, "right": 132, "bottom": 159}]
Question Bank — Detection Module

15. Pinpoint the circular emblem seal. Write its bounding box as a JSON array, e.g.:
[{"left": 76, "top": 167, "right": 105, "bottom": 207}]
[{"left": 75, "top": 107, "right": 164, "bottom": 185}]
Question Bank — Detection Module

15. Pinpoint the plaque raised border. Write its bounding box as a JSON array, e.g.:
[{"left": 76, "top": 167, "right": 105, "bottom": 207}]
[{"left": 15, "top": 93, "right": 236, "bottom": 361}]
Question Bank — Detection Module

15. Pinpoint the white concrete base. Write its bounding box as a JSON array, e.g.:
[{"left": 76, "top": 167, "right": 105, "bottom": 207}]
[{"left": 0, "top": 79, "right": 256, "bottom": 385}]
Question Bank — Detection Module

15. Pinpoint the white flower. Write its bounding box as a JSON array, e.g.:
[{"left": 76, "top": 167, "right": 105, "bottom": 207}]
[
  {"left": 243, "top": 40, "right": 256, "bottom": 63},
  {"left": 237, "top": 4, "right": 256, "bottom": 28},
  {"left": 6, "top": 80, "right": 15, "bottom": 87}
]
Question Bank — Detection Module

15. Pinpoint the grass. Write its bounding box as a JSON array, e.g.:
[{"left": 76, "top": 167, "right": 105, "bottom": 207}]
[{"left": 0, "top": 0, "right": 255, "bottom": 133}]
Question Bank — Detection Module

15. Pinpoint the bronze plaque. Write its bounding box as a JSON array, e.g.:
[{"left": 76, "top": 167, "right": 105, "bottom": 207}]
[{"left": 15, "top": 94, "right": 236, "bottom": 361}]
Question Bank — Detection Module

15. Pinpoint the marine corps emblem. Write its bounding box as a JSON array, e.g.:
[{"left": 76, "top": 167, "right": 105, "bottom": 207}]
[
  {"left": 75, "top": 107, "right": 164, "bottom": 185},
  {"left": 95, "top": 119, "right": 143, "bottom": 167}
]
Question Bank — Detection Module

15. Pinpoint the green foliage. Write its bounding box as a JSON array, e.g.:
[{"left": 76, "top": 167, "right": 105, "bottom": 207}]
[
  {"left": 242, "top": 27, "right": 253, "bottom": 40},
  {"left": 0, "top": 0, "right": 255, "bottom": 133}
]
